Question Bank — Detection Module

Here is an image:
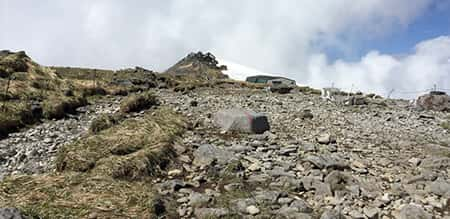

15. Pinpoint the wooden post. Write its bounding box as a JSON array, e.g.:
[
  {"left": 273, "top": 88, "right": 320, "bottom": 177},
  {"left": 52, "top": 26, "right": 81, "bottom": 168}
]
[{"left": 93, "top": 69, "right": 97, "bottom": 89}]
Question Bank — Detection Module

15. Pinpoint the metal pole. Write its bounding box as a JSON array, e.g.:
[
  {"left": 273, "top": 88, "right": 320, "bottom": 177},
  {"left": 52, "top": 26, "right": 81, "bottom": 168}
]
[
  {"left": 387, "top": 89, "right": 395, "bottom": 99},
  {"left": 93, "top": 69, "right": 97, "bottom": 89}
]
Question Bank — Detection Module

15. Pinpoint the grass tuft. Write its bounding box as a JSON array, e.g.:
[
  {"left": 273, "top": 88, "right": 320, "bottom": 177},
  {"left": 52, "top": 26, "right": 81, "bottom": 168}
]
[
  {"left": 120, "top": 92, "right": 158, "bottom": 113},
  {"left": 89, "top": 114, "right": 121, "bottom": 134},
  {"left": 42, "top": 96, "right": 87, "bottom": 120},
  {"left": 0, "top": 173, "right": 157, "bottom": 218},
  {"left": 56, "top": 108, "right": 186, "bottom": 179}
]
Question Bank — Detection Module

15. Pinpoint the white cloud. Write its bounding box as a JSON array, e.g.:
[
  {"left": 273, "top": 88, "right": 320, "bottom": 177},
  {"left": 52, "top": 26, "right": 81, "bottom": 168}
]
[
  {"left": 1, "top": 0, "right": 448, "bottom": 98},
  {"left": 306, "top": 36, "right": 450, "bottom": 99},
  {"left": 218, "top": 59, "right": 275, "bottom": 81}
]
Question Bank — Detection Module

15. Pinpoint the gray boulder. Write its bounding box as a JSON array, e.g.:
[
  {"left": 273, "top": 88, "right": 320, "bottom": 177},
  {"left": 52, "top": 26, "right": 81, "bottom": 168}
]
[
  {"left": 213, "top": 108, "right": 270, "bottom": 134},
  {"left": 420, "top": 157, "right": 450, "bottom": 169},
  {"left": 304, "top": 154, "right": 348, "bottom": 169},
  {"left": 193, "top": 144, "right": 236, "bottom": 167},
  {"left": 416, "top": 91, "right": 450, "bottom": 111},
  {"left": 345, "top": 96, "right": 368, "bottom": 105},
  {"left": 399, "top": 204, "right": 431, "bottom": 219},
  {"left": 189, "top": 192, "right": 211, "bottom": 207},
  {"left": 426, "top": 180, "right": 450, "bottom": 197},
  {"left": 0, "top": 208, "right": 25, "bottom": 219},
  {"left": 320, "top": 209, "right": 344, "bottom": 219},
  {"left": 194, "top": 208, "right": 230, "bottom": 218}
]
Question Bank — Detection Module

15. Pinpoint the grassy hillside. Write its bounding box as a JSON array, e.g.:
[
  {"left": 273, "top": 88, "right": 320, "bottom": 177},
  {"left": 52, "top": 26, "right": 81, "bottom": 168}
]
[{"left": 0, "top": 51, "right": 88, "bottom": 138}]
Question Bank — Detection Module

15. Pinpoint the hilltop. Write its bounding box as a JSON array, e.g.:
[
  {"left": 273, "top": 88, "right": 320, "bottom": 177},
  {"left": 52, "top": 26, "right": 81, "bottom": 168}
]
[{"left": 164, "top": 52, "right": 228, "bottom": 81}]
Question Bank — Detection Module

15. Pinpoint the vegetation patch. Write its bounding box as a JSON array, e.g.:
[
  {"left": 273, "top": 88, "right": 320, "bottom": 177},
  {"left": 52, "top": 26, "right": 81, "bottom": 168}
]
[
  {"left": 80, "top": 86, "right": 108, "bottom": 97},
  {"left": 0, "top": 102, "right": 39, "bottom": 138},
  {"left": 42, "top": 95, "right": 87, "bottom": 120},
  {"left": 89, "top": 114, "right": 122, "bottom": 134},
  {"left": 120, "top": 92, "right": 158, "bottom": 113},
  {"left": 0, "top": 51, "right": 97, "bottom": 138},
  {"left": 0, "top": 173, "right": 158, "bottom": 218},
  {"left": 56, "top": 108, "right": 186, "bottom": 179},
  {"left": 0, "top": 108, "right": 187, "bottom": 218}
]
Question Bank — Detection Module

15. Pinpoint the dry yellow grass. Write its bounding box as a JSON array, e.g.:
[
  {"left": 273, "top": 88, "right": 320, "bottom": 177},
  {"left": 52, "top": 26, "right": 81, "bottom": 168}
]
[
  {"left": 0, "top": 107, "right": 187, "bottom": 218},
  {"left": 120, "top": 92, "right": 158, "bottom": 113},
  {"left": 0, "top": 173, "right": 158, "bottom": 218},
  {"left": 56, "top": 107, "right": 186, "bottom": 178}
]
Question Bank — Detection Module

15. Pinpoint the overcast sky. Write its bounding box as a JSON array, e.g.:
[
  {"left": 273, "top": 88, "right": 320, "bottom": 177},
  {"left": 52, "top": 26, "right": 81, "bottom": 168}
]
[{"left": 1, "top": 0, "right": 450, "bottom": 98}]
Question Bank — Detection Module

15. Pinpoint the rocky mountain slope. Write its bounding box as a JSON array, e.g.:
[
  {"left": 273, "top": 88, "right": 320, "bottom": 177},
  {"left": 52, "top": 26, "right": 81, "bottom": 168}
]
[
  {"left": 164, "top": 52, "right": 228, "bottom": 81},
  {"left": 0, "top": 51, "right": 449, "bottom": 218}
]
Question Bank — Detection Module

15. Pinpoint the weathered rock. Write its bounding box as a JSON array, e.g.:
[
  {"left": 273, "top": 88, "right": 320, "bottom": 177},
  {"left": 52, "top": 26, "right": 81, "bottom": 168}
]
[
  {"left": 317, "top": 134, "right": 336, "bottom": 144},
  {"left": 304, "top": 154, "right": 348, "bottom": 169},
  {"left": 213, "top": 108, "right": 270, "bottom": 134},
  {"left": 233, "top": 198, "right": 256, "bottom": 213},
  {"left": 313, "top": 182, "right": 333, "bottom": 197},
  {"left": 189, "top": 192, "right": 211, "bottom": 207},
  {"left": 324, "top": 171, "right": 355, "bottom": 194},
  {"left": 277, "top": 206, "right": 312, "bottom": 219},
  {"left": 194, "top": 208, "right": 229, "bottom": 218},
  {"left": 416, "top": 91, "right": 450, "bottom": 111},
  {"left": 270, "top": 86, "right": 293, "bottom": 94},
  {"left": 193, "top": 144, "right": 235, "bottom": 167},
  {"left": 345, "top": 96, "right": 368, "bottom": 105},
  {"left": 156, "top": 179, "right": 188, "bottom": 193},
  {"left": 420, "top": 157, "right": 450, "bottom": 169},
  {"left": 289, "top": 199, "right": 313, "bottom": 213},
  {"left": 320, "top": 209, "right": 344, "bottom": 219},
  {"left": 254, "top": 190, "right": 281, "bottom": 204},
  {"left": 168, "top": 169, "right": 183, "bottom": 177},
  {"left": 426, "top": 180, "right": 450, "bottom": 197},
  {"left": 363, "top": 207, "right": 379, "bottom": 219},
  {"left": 0, "top": 208, "right": 25, "bottom": 219},
  {"left": 299, "top": 109, "right": 314, "bottom": 119},
  {"left": 246, "top": 205, "right": 260, "bottom": 215},
  {"left": 348, "top": 209, "right": 365, "bottom": 219},
  {"left": 398, "top": 204, "right": 431, "bottom": 219}
]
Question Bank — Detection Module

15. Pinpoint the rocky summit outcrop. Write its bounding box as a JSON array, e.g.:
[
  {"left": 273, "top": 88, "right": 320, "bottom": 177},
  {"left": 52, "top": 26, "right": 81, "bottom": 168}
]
[
  {"left": 416, "top": 91, "right": 450, "bottom": 111},
  {"left": 164, "top": 52, "right": 228, "bottom": 81}
]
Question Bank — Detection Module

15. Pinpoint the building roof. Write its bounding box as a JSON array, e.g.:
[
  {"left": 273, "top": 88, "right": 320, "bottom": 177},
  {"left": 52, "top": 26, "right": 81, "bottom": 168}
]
[{"left": 246, "top": 75, "right": 295, "bottom": 83}]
